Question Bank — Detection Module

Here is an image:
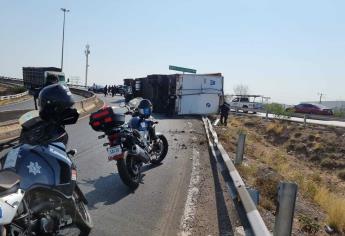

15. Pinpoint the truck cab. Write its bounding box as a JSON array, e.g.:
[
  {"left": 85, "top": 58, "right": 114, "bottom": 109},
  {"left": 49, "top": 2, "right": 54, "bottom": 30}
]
[
  {"left": 22, "top": 67, "right": 65, "bottom": 97},
  {"left": 228, "top": 95, "right": 263, "bottom": 113}
]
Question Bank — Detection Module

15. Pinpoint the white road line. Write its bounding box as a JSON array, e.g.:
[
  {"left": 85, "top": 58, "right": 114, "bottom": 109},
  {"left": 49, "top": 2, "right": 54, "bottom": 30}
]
[{"left": 179, "top": 147, "right": 200, "bottom": 236}]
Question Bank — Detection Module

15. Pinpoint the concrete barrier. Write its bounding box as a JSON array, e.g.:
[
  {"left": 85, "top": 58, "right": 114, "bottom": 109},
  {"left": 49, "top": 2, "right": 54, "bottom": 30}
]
[
  {"left": 69, "top": 87, "right": 94, "bottom": 98},
  {"left": 0, "top": 109, "right": 32, "bottom": 123},
  {"left": 0, "top": 91, "right": 29, "bottom": 100},
  {"left": 0, "top": 90, "right": 104, "bottom": 141}
]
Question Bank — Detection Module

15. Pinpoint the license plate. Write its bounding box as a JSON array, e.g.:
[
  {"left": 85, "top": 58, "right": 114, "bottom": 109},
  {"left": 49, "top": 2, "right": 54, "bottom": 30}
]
[{"left": 107, "top": 145, "right": 122, "bottom": 160}]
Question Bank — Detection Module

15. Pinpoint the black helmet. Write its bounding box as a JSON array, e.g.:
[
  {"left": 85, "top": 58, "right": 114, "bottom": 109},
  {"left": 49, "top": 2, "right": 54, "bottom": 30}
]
[
  {"left": 137, "top": 99, "right": 153, "bottom": 118},
  {"left": 38, "top": 84, "right": 76, "bottom": 123}
]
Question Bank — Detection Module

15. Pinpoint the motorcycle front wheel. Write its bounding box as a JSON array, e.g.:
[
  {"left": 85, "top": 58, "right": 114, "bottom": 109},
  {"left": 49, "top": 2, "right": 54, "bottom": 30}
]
[
  {"left": 150, "top": 134, "right": 168, "bottom": 165},
  {"left": 73, "top": 191, "right": 93, "bottom": 235}
]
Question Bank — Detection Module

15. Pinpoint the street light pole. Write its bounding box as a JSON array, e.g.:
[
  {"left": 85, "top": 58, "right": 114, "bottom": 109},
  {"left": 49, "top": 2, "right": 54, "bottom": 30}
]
[
  {"left": 60, "top": 8, "right": 70, "bottom": 71},
  {"left": 318, "top": 92, "right": 325, "bottom": 104},
  {"left": 85, "top": 44, "right": 90, "bottom": 87}
]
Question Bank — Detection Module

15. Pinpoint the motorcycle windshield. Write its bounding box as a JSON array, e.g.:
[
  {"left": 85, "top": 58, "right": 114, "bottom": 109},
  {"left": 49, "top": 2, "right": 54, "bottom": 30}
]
[
  {"left": 18, "top": 110, "right": 40, "bottom": 128},
  {"left": 128, "top": 97, "right": 143, "bottom": 109}
]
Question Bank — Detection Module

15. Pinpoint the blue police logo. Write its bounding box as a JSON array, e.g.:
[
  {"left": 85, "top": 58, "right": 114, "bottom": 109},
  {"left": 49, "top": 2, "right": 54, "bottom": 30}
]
[
  {"left": 206, "top": 102, "right": 211, "bottom": 108},
  {"left": 210, "top": 80, "right": 215, "bottom": 85}
]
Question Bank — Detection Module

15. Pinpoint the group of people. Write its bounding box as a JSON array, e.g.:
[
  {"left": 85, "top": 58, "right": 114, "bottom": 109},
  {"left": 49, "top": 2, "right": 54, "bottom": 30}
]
[{"left": 103, "top": 85, "right": 117, "bottom": 97}]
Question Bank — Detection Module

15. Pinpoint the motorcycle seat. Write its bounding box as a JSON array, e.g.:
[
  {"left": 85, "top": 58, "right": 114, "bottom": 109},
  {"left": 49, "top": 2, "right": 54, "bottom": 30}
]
[{"left": 0, "top": 170, "right": 20, "bottom": 192}]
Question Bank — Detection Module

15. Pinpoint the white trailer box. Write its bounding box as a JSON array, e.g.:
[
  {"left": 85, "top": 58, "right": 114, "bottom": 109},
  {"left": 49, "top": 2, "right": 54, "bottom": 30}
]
[{"left": 175, "top": 74, "right": 223, "bottom": 115}]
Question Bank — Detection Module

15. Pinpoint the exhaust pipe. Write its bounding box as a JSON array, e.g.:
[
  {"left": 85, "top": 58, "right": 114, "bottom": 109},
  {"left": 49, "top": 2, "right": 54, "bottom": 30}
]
[{"left": 131, "top": 144, "right": 150, "bottom": 163}]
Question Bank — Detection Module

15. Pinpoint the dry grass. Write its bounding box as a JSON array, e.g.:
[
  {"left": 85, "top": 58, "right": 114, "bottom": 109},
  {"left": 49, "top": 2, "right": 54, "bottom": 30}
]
[
  {"left": 237, "top": 164, "right": 258, "bottom": 177},
  {"left": 313, "top": 142, "right": 325, "bottom": 152},
  {"left": 338, "top": 170, "right": 345, "bottom": 181},
  {"left": 0, "top": 95, "right": 31, "bottom": 106},
  {"left": 266, "top": 122, "right": 285, "bottom": 136},
  {"left": 298, "top": 214, "right": 321, "bottom": 234},
  {"left": 217, "top": 116, "right": 345, "bottom": 233},
  {"left": 314, "top": 187, "right": 345, "bottom": 231}
]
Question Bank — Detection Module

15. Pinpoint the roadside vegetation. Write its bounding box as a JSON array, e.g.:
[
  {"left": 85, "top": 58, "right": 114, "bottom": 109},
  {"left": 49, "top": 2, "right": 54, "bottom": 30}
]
[
  {"left": 0, "top": 84, "right": 26, "bottom": 96},
  {"left": 334, "top": 108, "right": 345, "bottom": 118},
  {"left": 264, "top": 103, "right": 293, "bottom": 118},
  {"left": 0, "top": 84, "right": 29, "bottom": 106},
  {"left": 215, "top": 116, "right": 345, "bottom": 235}
]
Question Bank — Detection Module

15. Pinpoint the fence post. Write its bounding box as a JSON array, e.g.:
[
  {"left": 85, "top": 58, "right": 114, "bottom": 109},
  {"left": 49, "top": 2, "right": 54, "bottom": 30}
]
[
  {"left": 235, "top": 133, "right": 246, "bottom": 165},
  {"left": 266, "top": 110, "right": 269, "bottom": 121},
  {"left": 274, "top": 182, "right": 298, "bottom": 236},
  {"left": 303, "top": 115, "right": 307, "bottom": 127}
]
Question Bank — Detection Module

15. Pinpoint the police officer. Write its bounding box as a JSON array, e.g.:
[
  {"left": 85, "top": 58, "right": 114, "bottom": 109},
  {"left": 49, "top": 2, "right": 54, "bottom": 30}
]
[{"left": 220, "top": 102, "right": 230, "bottom": 126}]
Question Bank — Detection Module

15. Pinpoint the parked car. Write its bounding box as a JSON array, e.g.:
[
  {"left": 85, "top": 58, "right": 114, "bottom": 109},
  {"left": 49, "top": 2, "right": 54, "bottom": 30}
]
[{"left": 287, "top": 103, "right": 333, "bottom": 115}]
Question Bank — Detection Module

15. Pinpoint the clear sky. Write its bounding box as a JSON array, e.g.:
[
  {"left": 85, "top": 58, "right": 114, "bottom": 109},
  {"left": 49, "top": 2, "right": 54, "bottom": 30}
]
[{"left": 1, "top": 0, "right": 345, "bottom": 104}]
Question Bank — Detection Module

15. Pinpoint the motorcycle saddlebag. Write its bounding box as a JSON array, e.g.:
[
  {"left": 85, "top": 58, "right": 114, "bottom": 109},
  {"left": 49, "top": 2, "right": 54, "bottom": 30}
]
[{"left": 89, "top": 106, "right": 125, "bottom": 132}]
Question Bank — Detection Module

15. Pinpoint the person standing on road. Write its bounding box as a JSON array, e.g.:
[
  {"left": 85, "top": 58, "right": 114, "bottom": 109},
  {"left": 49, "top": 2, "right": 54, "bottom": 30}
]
[
  {"left": 111, "top": 85, "right": 116, "bottom": 97},
  {"left": 104, "top": 85, "right": 108, "bottom": 97},
  {"left": 219, "top": 102, "right": 230, "bottom": 126}
]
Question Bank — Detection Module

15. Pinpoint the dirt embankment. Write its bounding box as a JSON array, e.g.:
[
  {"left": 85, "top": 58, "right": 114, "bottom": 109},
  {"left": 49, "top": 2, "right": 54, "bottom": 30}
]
[
  {"left": 215, "top": 116, "right": 345, "bottom": 236},
  {"left": 0, "top": 84, "right": 30, "bottom": 106},
  {"left": 0, "top": 84, "right": 26, "bottom": 96}
]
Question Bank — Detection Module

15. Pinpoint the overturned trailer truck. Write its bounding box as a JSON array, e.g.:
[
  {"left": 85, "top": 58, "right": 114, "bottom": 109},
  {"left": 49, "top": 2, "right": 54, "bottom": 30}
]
[{"left": 124, "top": 73, "right": 224, "bottom": 115}]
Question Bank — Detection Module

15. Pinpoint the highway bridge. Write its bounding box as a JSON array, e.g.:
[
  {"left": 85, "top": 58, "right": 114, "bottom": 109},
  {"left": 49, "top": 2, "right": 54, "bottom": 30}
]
[{"left": 0, "top": 94, "right": 222, "bottom": 235}]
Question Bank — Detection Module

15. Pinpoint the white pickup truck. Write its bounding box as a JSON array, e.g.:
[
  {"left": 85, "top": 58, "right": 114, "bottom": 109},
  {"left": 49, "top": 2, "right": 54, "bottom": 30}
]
[{"left": 227, "top": 95, "right": 263, "bottom": 112}]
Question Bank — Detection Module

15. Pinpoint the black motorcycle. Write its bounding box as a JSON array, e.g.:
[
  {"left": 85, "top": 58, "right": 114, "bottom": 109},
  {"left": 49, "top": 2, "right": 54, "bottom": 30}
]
[
  {"left": 89, "top": 104, "right": 168, "bottom": 189},
  {"left": 0, "top": 109, "right": 93, "bottom": 235}
]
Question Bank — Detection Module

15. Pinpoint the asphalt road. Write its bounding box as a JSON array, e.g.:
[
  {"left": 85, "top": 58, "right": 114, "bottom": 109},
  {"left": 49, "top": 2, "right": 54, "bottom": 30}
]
[
  {"left": 1, "top": 94, "right": 200, "bottom": 236},
  {"left": 0, "top": 94, "right": 85, "bottom": 112}
]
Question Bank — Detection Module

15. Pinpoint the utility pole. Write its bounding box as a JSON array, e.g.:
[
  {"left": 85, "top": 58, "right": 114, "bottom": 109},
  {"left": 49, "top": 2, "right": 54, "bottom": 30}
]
[
  {"left": 60, "top": 8, "right": 70, "bottom": 71},
  {"left": 318, "top": 92, "right": 325, "bottom": 104},
  {"left": 85, "top": 44, "right": 90, "bottom": 87}
]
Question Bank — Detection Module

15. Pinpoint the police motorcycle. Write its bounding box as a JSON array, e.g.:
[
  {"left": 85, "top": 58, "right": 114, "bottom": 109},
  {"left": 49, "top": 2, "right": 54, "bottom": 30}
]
[
  {"left": 0, "top": 84, "right": 93, "bottom": 235},
  {"left": 89, "top": 98, "right": 168, "bottom": 189}
]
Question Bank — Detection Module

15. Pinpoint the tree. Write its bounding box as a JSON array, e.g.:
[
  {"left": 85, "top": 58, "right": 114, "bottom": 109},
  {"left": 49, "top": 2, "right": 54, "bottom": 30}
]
[{"left": 233, "top": 84, "right": 249, "bottom": 95}]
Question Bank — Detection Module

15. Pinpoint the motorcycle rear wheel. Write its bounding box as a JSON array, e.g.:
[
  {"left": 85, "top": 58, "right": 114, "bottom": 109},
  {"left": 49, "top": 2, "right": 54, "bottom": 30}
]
[{"left": 117, "top": 155, "right": 140, "bottom": 189}]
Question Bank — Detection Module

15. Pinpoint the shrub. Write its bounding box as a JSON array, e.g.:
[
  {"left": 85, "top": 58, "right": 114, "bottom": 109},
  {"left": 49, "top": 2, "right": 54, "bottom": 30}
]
[
  {"left": 298, "top": 214, "right": 320, "bottom": 234},
  {"left": 266, "top": 122, "right": 285, "bottom": 136},
  {"left": 314, "top": 187, "right": 345, "bottom": 232},
  {"left": 10, "top": 86, "right": 27, "bottom": 94},
  {"left": 337, "top": 170, "right": 345, "bottom": 180},
  {"left": 333, "top": 108, "right": 345, "bottom": 118},
  {"left": 320, "top": 158, "right": 337, "bottom": 169},
  {"left": 265, "top": 103, "right": 293, "bottom": 118}
]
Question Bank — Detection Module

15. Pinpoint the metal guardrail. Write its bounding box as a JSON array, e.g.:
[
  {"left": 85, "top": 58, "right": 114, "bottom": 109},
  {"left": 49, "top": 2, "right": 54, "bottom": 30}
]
[
  {"left": 230, "top": 106, "right": 345, "bottom": 122},
  {"left": 203, "top": 116, "right": 298, "bottom": 236},
  {"left": 203, "top": 117, "right": 271, "bottom": 236}
]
